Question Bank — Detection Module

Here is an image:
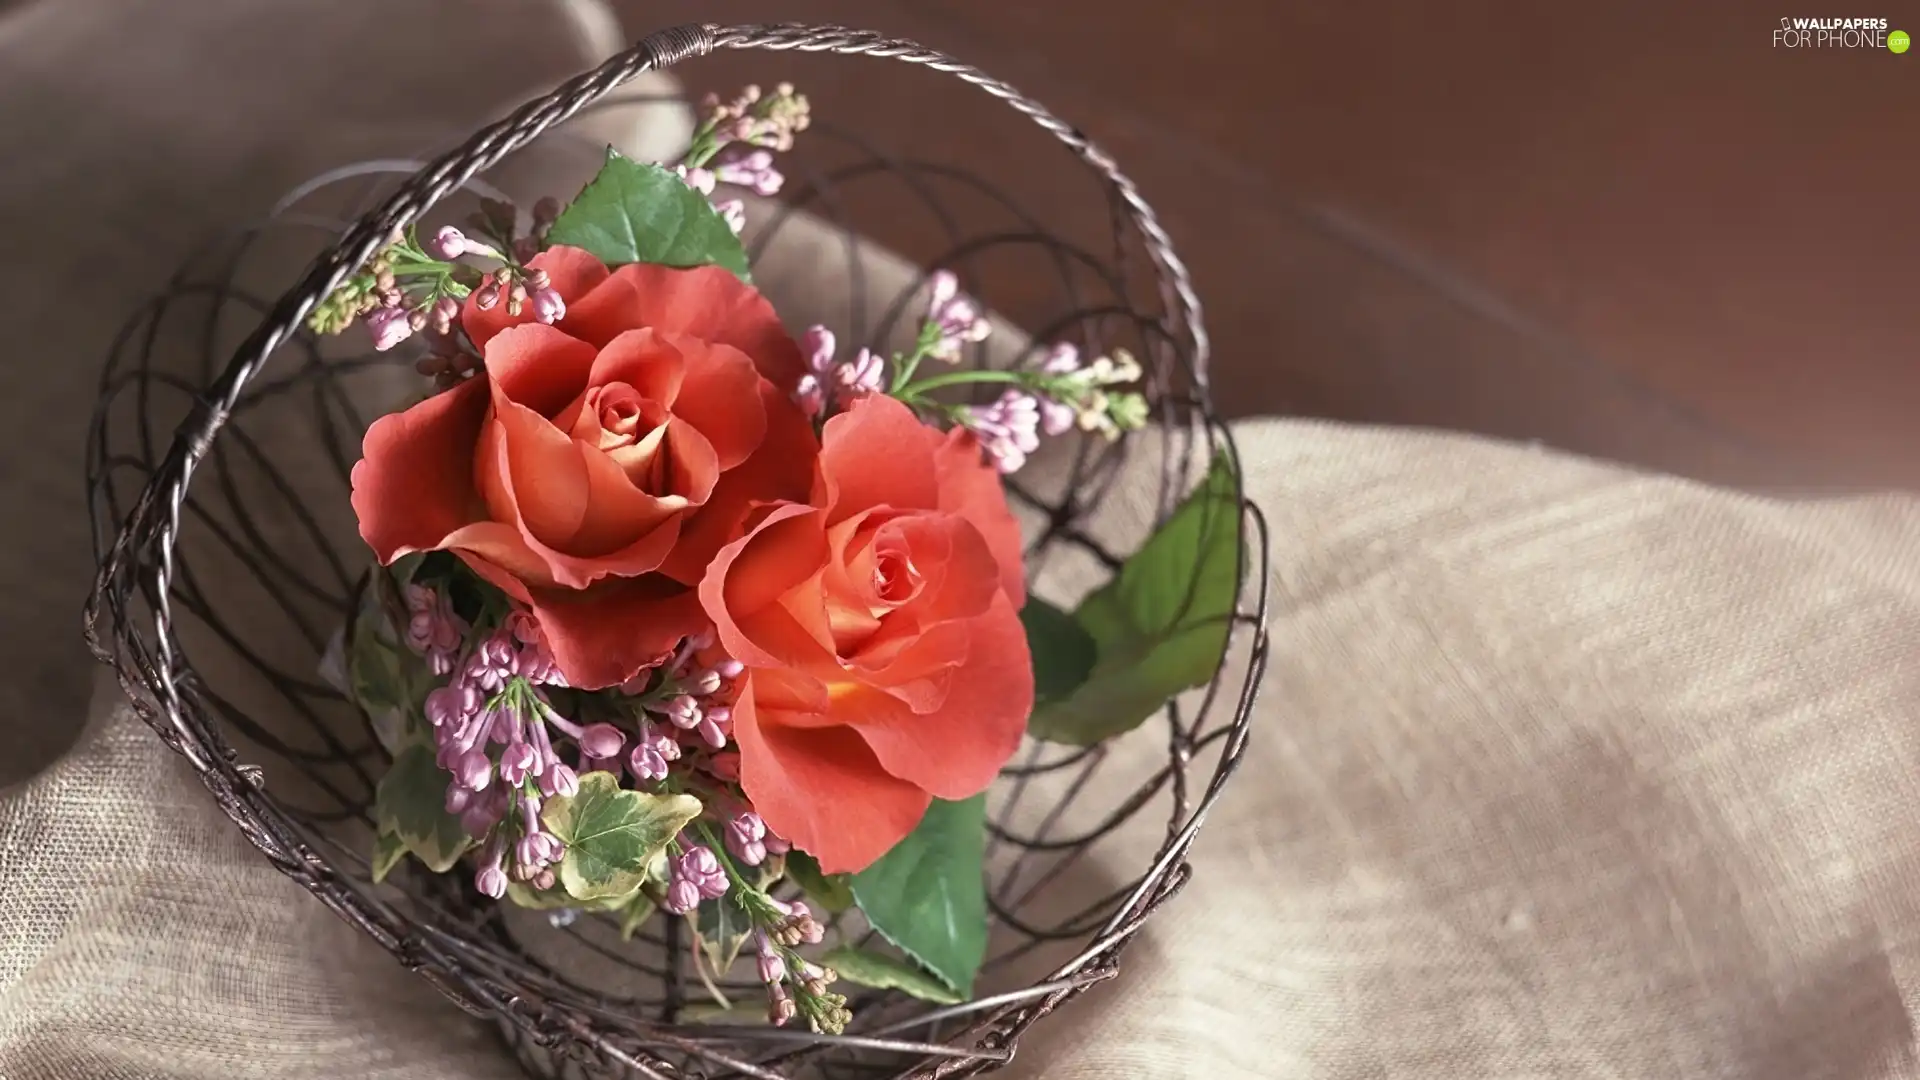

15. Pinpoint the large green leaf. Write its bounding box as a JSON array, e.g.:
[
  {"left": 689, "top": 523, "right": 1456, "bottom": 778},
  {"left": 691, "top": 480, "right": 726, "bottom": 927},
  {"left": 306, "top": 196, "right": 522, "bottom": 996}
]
[
  {"left": 849, "top": 795, "right": 988, "bottom": 998},
  {"left": 541, "top": 772, "right": 701, "bottom": 903},
  {"left": 346, "top": 558, "right": 436, "bottom": 752},
  {"left": 786, "top": 850, "right": 855, "bottom": 914},
  {"left": 547, "top": 150, "right": 751, "bottom": 279},
  {"left": 821, "top": 946, "right": 965, "bottom": 1005},
  {"left": 1028, "top": 454, "right": 1243, "bottom": 746},
  {"left": 1020, "top": 596, "right": 1097, "bottom": 705},
  {"left": 373, "top": 744, "right": 473, "bottom": 873}
]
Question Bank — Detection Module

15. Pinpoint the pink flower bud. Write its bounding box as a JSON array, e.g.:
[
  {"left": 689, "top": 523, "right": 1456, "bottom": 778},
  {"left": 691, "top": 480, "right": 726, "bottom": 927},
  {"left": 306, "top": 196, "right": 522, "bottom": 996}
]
[
  {"left": 577, "top": 723, "right": 625, "bottom": 759},
  {"left": 473, "top": 283, "right": 500, "bottom": 311},
  {"left": 475, "top": 863, "right": 508, "bottom": 898},
  {"left": 453, "top": 750, "right": 493, "bottom": 792},
  {"left": 801, "top": 325, "right": 836, "bottom": 374},
  {"left": 793, "top": 374, "right": 824, "bottom": 417},
  {"left": 366, "top": 307, "right": 413, "bottom": 352},
  {"left": 663, "top": 878, "right": 701, "bottom": 915},
  {"left": 427, "top": 226, "right": 467, "bottom": 260},
  {"left": 498, "top": 741, "right": 535, "bottom": 786},
  {"left": 531, "top": 286, "right": 566, "bottom": 325},
  {"left": 539, "top": 763, "right": 579, "bottom": 798}
]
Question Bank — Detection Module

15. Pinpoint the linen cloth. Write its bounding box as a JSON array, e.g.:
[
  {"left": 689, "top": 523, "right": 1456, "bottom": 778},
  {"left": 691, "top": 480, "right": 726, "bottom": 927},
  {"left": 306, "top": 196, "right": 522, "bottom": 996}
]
[{"left": 5, "top": 2, "right": 1920, "bottom": 1079}]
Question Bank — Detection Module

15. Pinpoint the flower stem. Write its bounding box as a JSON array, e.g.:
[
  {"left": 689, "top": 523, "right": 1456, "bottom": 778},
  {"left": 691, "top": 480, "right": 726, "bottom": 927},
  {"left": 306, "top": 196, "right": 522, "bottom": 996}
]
[{"left": 896, "top": 369, "right": 1031, "bottom": 395}]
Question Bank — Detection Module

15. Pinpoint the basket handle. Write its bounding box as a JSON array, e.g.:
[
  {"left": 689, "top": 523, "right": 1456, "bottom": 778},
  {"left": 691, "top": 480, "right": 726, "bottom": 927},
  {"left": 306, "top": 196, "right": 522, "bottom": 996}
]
[{"left": 111, "top": 23, "right": 1210, "bottom": 767}]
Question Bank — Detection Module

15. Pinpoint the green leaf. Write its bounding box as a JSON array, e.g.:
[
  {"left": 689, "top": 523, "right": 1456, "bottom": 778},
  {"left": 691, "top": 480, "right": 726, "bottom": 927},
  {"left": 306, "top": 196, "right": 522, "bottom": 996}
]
[
  {"left": 1028, "top": 454, "right": 1242, "bottom": 746},
  {"left": 373, "top": 744, "right": 473, "bottom": 873},
  {"left": 541, "top": 772, "right": 702, "bottom": 903},
  {"left": 346, "top": 560, "right": 437, "bottom": 752},
  {"left": 850, "top": 795, "right": 988, "bottom": 997},
  {"left": 1020, "top": 597, "right": 1098, "bottom": 705},
  {"left": 786, "top": 850, "right": 855, "bottom": 914},
  {"left": 693, "top": 891, "right": 754, "bottom": 977},
  {"left": 821, "top": 947, "right": 966, "bottom": 1005},
  {"left": 618, "top": 892, "right": 659, "bottom": 942},
  {"left": 370, "top": 828, "right": 408, "bottom": 884},
  {"left": 547, "top": 150, "right": 750, "bottom": 279},
  {"left": 504, "top": 880, "right": 636, "bottom": 913}
]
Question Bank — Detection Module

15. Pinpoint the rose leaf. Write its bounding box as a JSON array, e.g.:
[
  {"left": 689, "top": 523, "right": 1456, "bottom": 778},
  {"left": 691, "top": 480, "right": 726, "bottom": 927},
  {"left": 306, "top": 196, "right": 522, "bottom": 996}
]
[
  {"left": 849, "top": 795, "right": 988, "bottom": 998},
  {"left": 1019, "top": 596, "right": 1098, "bottom": 706},
  {"left": 372, "top": 743, "right": 474, "bottom": 874},
  {"left": 541, "top": 772, "right": 702, "bottom": 903},
  {"left": 1027, "top": 453, "right": 1243, "bottom": 747},
  {"left": 548, "top": 149, "right": 751, "bottom": 280},
  {"left": 820, "top": 946, "right": 966, "bottom": 1005},
  {"left": 786, "top": 850, "right": 856, "bottom": 914}
]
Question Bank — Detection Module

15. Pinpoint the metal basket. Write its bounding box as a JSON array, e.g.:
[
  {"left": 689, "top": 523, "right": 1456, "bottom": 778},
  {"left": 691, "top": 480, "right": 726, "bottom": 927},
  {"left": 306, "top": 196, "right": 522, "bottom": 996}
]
[{"left": 85, "top": 22, "right": 1271, "bottom": 1080}]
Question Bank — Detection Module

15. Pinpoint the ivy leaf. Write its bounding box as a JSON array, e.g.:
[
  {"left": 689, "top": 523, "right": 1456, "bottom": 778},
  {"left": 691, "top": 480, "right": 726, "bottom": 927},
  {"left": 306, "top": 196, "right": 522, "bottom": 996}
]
[
  {"left": 850, "top": 795, "right": 988, "bottom": 998},
  {"left": 1020, "top": 596, "right": 1098, "bottom": 705},
  {"left": 370, "top": 828, "right": 408, "bottom": 884},
  {"left": 541, "top": 772, "right": 701, "bottom": 903},
  {"left": 618, "top": 892, "right": 659, "bottom": 942},
  {"left": 547, "top": 150, "right": 750, "bottom": 279},
  {"left": 504, "top": 880, "right": 636, "bottom": 913},
  {"left": 1028, "top": 454, "right": 1242, "bottom": 746},
  {"left": 373, "top": 744, "right": 473, "bottom": 873},
  {"left": 346, "top": 558, "right": 436, "bottom": 753},
  {"left": 786, "top": 850, "right": 855, "bottom": 914},
  {"left": 821, "top": 947, "right": 966, "bottom": 1005},
  {"left": 693, "top": 891, "right": 755, "bottom": 978}
]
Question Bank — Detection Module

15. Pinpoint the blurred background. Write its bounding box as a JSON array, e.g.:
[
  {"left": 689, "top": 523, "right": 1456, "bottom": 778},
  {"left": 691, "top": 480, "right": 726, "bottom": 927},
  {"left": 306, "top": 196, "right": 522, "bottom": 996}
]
[{"left": 618, "top": 0, "right": 1919, "bottom": 491}]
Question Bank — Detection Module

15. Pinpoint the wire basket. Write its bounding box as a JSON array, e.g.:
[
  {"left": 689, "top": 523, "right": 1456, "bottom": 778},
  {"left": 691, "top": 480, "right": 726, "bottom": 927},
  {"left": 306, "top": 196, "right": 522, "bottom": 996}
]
[{"left": 85, "top": 22, "right": 1271, "bottom": 1080}]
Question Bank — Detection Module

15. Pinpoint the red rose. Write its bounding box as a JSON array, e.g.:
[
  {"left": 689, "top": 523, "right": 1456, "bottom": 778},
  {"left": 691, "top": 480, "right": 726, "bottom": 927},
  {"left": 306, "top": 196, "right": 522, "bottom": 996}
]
[
  {"left": 351, "top": 247, "right": 816, "bottom": 689},
  {"left": 699, "top": 394, "right": 1032, "bottom": 873}
]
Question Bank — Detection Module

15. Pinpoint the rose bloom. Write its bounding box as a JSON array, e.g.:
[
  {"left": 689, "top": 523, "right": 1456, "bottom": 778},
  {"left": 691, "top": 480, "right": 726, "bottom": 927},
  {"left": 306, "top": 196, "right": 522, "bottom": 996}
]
[
  {"left": 352, "top": 247, "right": 816, "bottom": 689},
  {"left": 701, "top": 395, "right": 1032, "bottom": 872}
]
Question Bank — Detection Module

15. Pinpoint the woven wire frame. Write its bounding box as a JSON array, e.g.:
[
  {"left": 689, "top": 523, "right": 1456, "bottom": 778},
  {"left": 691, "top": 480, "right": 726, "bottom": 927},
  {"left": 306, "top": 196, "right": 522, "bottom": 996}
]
[{"left": 84, "top": 23, "right": 1272, "bottom": 1080}]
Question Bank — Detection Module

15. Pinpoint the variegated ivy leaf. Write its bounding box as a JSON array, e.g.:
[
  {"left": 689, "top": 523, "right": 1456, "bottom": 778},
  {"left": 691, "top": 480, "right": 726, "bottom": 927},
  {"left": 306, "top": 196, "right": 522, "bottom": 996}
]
[
  {"left": 346, "top": 554, "right": 436, "bottom": 753},
  {"left": 370, "top": 828, "right": 408, "bottom": 884},
  {"left": 821, "top": 946, "right": 965, "bottom": 1005},
  {"left": 541, "top": 772, "right": 701, "bottom": 903},
  {"left": 373, "top": 743, "right": 473, "bottom": 874}
]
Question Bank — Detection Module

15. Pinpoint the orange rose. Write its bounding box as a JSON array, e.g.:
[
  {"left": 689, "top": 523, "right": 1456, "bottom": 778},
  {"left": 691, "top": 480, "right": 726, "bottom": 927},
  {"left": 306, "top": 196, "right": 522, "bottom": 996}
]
[
  {"left": 351, "top": 247, "right": 816, "bottom": 689},
  {"left": 699, "top": 395, "right": 1032, "bottom": 872}
]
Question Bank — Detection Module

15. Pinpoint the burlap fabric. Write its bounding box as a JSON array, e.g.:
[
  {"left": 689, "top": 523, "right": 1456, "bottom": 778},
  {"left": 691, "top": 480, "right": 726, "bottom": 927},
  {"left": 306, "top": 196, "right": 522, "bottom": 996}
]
[{"left": 6, "top": 2, "right": 1920, "bottom": 1078}]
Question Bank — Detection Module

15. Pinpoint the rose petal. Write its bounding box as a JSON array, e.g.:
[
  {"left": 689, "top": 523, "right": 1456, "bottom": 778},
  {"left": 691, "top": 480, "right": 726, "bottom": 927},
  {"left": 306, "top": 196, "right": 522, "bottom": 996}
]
[
  {"left": 660, "top": 381, "right": 817, "bottom": 584},
  {"left": 820, "top": 395, "right": 940, "bottom": 524},
  {"left": 733, "top": 672, "right": 931, "bottom": 874},
  {"left": 462, "top": 246, "right": 612, "bottom": 349},
  {"left": 529, "top": 577, "right": 708, "bottom": 690},
  {"left": 489, "top": 393, "right": 590, "bottom": 550},
  {"left": 671, "top": 341, "right": 767, "bottom": 470},
  {"left": 657, "top": 418, "right": 720, "bottom": 506},
  {"left": 445, "top": 524, "right": 551, "bottom": 594},
  {"left": 563, "top": 263, "right": 805, "bottom": 388},
  {"left": 569, "top": 442, "right": 686, "bottom": 558},
  {"left": 700, "top": 502, "right": 837, "bottom": 671},
  {"left": 588, "top": 328, "right": 685, "bottom": 408},
  {"left": 351, "top": 376, "right": 490, "bottom": 562},
  {"left": 835, "top": 591, "right": 1030, "bottom": 801},
  {"left": 933, "top": 425, "right": 1027, "bottom": 607},
  {"left": 481, "top": 323, "right": 599, "bottom": 418}
]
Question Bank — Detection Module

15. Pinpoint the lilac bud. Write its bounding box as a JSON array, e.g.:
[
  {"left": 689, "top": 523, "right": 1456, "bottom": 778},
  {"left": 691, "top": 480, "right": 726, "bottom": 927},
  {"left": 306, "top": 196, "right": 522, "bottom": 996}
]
[
  {"left": 1039, "top": 397, "right": 1077, "bottom": 437},
  {"left": 530, "top": 287, "right": 566, "bottom": 325},
  {"left": 475, "top": 862, "right": 508, "bottom": 899},
  {"left": 834, "top": 348, "right": 885, "bottom": 397},
  {"left": 663, "top": 877, "right": 701, "bottom": 915},
  {"left": 928, "top": 270, "right": 958, "bottom": 309},
  {"left": 674, "top": 164, "right": 716, "bottom": 197},
  {"left": 715, "top": 657, "right": 745, "bottom": 679},
  {"left": 628, "top": 739, "right": 669, "bottom": 782},
  {"left": 444, "top": 783, "right": 474, "bottom": 816},
  {"left": 770, "top": 992, "right": 797, "bottom": 1027},
  {"left": 697, "top": 714, "right": 728, "bottom": 751},
  {"left": 687, "top": 668, "right": 723, "bottom": 696},
  {"left": 515, "top": 834, "right": 547, "bottom": 869},
  {"left": 539, "top": 762, "right": 579, "bottom": 799},
  {"left": 664, "top": 695, "right": 702, "bottom": 730},
  {"left": 715, "top": 199, "right": 746, "bottom": 235},
  {"left": 801, "top": 325, "right": 836, "bottom": 375},
  {"left": 726, "top": 812, "right": 768, "bottom": 867},
  {"left": 1042, "top": 341, "right": 1082, "bottom": 374},
  {"left": 532, "top": 868, "right": 556, "bottom": 892},
  {"left": 577, "top": 723, "right": 625, "bottom": 759},
  {"left": 453, "top": 749, "right": 493, "bottom": 792},
  {"left": 793, "top": 374, "right": 824, "bottom": 418},
  {"left": 473, "top": 283, "right": 500, "bottom": 311},
  {"left": 427, "top": 226, "right": 467, "bottom": 260},
  {"left": 756, "top": 939, "right": 786, "bottom": 984},
  {"left": 499, "top": 741, "right": 535, "bottom": 786},
  {"left": 366, "top": 307, "right": 414, "bottom": 352},
  {"left": 532, "top": 196, "right": 562, "bottom": 229}
]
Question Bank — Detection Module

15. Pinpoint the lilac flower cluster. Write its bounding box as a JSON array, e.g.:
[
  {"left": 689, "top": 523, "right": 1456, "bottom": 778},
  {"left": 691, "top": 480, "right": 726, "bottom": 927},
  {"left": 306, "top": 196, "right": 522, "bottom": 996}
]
[
  {"left": 923, "top": 271, "right": 993, "bottom": 363},
  {"left": 676, "top": 83, "right": 807, "bottom": 236},
  {"left": 745, "top": 900, "right": 845, "bottom": 1029},
  {"left": 962, "top": 344, "right": 1151, "bottom": 474},
  {"left": 792, "top": 326, "right": 884, "bottom": 418}
]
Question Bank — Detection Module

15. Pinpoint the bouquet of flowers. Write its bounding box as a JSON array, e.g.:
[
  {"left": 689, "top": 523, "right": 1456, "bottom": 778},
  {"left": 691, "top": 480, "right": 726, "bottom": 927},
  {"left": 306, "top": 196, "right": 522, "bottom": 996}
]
[{"left": 323, "top": 84, "right": 1238, "bottom": 1035}]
